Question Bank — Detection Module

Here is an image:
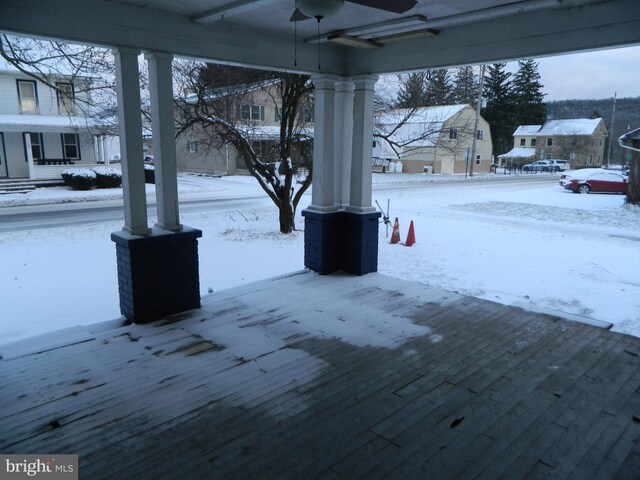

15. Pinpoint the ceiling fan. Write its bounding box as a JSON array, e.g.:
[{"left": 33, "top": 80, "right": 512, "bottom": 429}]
[{"left": 291, "top": 0, "right": 418, "bottom": 22}]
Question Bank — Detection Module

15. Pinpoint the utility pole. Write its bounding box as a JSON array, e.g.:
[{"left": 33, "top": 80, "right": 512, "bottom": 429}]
[
  {"left": 469, "top": 64, "right": 486, "bottom": 177},
  {"left": 606, "top": 91, "right": 617, "bottom": 168}
]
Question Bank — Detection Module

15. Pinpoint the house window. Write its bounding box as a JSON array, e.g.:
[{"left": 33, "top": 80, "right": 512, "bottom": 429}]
[
  {"left": 588, "top": 155, "right": 593, "bottom": 165},
  {"left": 475, "top": 154, "right": 481, "bottom": 165},
  {"left": 519, "top": 138, "right": 526, "bottom": 146},
  {"left": 56, "top": 82, "right": 75, "bottom": 115},
  {"left": 545, "top": 152, "right": 552, "bottom": 160},
  {"left": 275, "top": 106, "right": 283, "bottom": 122},
  {"left": 598, "top": 154, "right": 601, "bottom": 164},
  {"left": 530, "top": 138, "right": 537, "bottom": 147},
  {"left": 546, "top": 137, "right": 553, "bottom": 147},
  {"left": 27, "top": 133, "right": 44, "bottom": 160},
  {"left": 302, "top": 109, "right": 314, "bottom": 123},
  {"left": 476, "top": 129, "right": 484, "bottom": 140},
  {"left": 17, "top": 80, "right": 38, "bottom": 114},
  {"left": 240, "top": 104, "right": 264, "bottom": 121},
  {"left": 449, "top": 128, "right": 458, "bottom": 140},
  {"left": 62, "top": 133, "right": 80, "bottom": 160},
  {"left": 188, "top": 141, "right": 198, "bottom": 154}
]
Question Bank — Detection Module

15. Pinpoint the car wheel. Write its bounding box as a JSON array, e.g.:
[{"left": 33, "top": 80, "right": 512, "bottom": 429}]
[
  {"left": 578, "top": 184, "right": 591, "bottom": 194},
  {"left": 542, "top": 167, "right": 549, "bottom": 172}
]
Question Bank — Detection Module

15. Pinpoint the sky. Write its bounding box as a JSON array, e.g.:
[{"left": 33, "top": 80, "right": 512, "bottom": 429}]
[
  {"left": 515, "top": 45, "right": 640, "bottom": 102},
  {"left": 380, "top": 44, "right": 640, "bottom": 104}
]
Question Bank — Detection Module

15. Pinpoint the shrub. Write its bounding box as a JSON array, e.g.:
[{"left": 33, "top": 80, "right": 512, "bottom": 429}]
[
  {"left": 144, "top": 164, "right": 155, "bottom": 184},
  {"left": 61, "top": 169, "right": 97, "bottom": 190},
  {"left": 93, "top": 167, "right": 122, "bottom": 188}
]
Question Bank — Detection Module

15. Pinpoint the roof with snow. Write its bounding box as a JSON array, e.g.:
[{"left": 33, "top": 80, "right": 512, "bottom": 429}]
[
  {"left": 238, "top": 125, "right": 313, "bottom": 139},
  {"left": 0, "top": 114, "right": 98, "bottom": 133},
  {"left": 539, "top": 118, "right": 603, "bottom": 135},
  {"left": 377, "top": 104, "right": 470, "bottom": 148},
  {"left": 497, "top": 147, "right": 537, "bottom": 158},
  {"left": 513, "top": 125, "right": 542, "bottom": 136}
]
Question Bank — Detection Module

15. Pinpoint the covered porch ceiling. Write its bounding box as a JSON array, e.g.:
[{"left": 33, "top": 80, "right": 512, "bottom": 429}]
[{"left": 0, "top": 0, "right": 639, "bottom": 75}]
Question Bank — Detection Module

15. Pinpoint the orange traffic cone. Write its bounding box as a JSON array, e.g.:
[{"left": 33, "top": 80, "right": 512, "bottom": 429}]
[
  {"left": 404, "top": 220, "right": 416, "bottom": 247},
  {"left": 390, "top": 217, "right": 401, "bottom": 244}
]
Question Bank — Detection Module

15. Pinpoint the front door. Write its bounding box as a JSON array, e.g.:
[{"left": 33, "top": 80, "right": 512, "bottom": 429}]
[{"left": 0, "top": 133, "right": 7, "bottom": 178}]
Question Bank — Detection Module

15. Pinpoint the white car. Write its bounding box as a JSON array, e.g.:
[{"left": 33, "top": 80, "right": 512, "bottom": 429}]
[{"left": 522, "top": 160, "right": 569, "bottom": 172}]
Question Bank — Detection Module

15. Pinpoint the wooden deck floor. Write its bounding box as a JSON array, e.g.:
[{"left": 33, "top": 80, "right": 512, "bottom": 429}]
[{"left": 2, "top": 271, "right": 640, "bottom": 479}]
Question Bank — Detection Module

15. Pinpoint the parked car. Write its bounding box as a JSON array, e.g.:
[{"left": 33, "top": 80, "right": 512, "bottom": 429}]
[
  {"left": 144, "top": 155, "right": 154, "bottom": 165},
  {"left": 522, "top": 160, "right": 569, "bottom": 172},
  {"left": 560, "top": 168, "right": 628, "bottom": 194}
]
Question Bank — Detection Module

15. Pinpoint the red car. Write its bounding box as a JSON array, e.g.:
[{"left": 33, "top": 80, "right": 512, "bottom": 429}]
[{"left": 560, "top": 168, "right": 628, "bottom": 194}]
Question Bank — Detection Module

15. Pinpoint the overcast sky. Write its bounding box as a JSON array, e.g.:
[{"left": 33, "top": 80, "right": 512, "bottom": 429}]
[{"left": 513, "top": 45, "right": 640, "bottom": 102}]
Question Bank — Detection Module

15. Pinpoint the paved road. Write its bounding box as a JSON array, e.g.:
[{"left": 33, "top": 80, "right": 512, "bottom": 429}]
[{"left": 0, "top": 175, "right": 558, "bottom": 233}]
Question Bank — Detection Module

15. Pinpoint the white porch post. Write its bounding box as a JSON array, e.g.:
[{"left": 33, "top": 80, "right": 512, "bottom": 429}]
[
  {"left": 347, "top": 75, "right": 378, "bottom": 213},
  {"left": 309, "top": 74, "right": 338, "bottom": 212},
  {"left": 24, "top": 134, "right": 35, "bottom": 180},
  {"left": 114, "top": 47, "right": 150, "bottom": 236},
  {"left": 146, "top": 51, "right": 182, "bottom": 231},
  {"left": 334, "top": 78, "right": 354, "bottom": 208}
]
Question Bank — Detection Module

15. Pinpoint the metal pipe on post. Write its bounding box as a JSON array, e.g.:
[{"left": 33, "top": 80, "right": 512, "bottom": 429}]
[{"left": 469, "top": 64, "right": 486, "bottom": 178}]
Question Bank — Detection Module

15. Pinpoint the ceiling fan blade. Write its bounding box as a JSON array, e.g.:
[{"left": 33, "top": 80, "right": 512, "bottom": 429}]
[
  {"left": 290, "top": 7, "right": 311, "bottom": 21},
  {"left": 347, "top": 0, "right": 417, "bottom": 14}
]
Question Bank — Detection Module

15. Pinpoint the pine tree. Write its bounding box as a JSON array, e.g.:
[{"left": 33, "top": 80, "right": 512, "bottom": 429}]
[
  {"left": 396, "top": 72, "right": 429, "bottom": 108},
  {"left": 427, "top": 69, "right": 453, "bottom": 106},
  {"left": 452, "top": 67, "right": 478, "bottom": 105},
  {"left": 511, "top": 59, "right": 547, "bottom": 126},
  {"left": 482, "top": 62, "right": 515, "bottom": 155}
]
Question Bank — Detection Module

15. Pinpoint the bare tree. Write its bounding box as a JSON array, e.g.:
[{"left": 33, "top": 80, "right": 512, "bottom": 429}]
[
  {"left": 550, "top": 134, "right": 597, "bottom": 167},
  {"left": 174, "top": 62, "right": 313, "bottom": 234},
  {"left": 373, "top": 105, "right": 475, "bottom": 160},
  {"left": 0, "top": 34, "right": 117, "bottom": 132}
]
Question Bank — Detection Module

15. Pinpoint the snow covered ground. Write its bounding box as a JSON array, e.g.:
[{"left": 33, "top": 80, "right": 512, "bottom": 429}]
[{"left": 1, "top": 172, "right": 638, "bottom": 344}]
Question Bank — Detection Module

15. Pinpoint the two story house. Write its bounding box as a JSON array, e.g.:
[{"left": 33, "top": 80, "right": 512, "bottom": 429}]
[
  {"left": 0, "top": 65, "right": 98, "bottom": 180},
  {"left": 374, "top": 104, "right": 493, "bottom": 174},
  {"left": 499, "top": 118, "right": 608, "bottom": 168},
  {"left": 176, "top": 80, "right": 314, "bottom": 175}
]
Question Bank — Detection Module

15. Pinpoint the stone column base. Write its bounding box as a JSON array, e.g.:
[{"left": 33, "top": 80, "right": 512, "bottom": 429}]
[
  {"left": 301, "top": 210, "right": 342, "bottom": 275},
  {"left": 302, "top": 209, "right": 381, "bottom": 276},
  {"left": 111, "top": 226, "right": 202, "bottom": 323},
  {"left": 342, "top": 211, "right": 380, "bottom": 275}
]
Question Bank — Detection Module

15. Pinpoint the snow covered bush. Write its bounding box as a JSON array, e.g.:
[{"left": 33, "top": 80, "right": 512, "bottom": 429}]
[
  {"left": 61, "top": 169, "right": 97, "bottom": 191},
  {"left": 92, "top": 167, "right": 122, "bottom": 189},
  {"left": 144, "top": 164, "right": 155, "bottom": 184}
]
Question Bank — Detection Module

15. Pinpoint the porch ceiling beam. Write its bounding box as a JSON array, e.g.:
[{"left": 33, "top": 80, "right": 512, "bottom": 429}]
[
  {"left": 344, "top": 0, "right": 640, "bottom": 75},
  {"left": 192, "top": 0, "right": 282, "bottom": 23},
  {"left": 0, "top": 0, "right": 345, "bottom": 75}
]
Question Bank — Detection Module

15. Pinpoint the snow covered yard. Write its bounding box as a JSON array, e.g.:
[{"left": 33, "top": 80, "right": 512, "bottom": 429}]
[{"left": 0, "top": 172, "right": 638, "bottom": 344}]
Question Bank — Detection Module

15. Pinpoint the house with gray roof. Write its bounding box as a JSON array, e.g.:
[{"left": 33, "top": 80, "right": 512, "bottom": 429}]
[{"left": 499, "top": 118, "right": 608, "bottom": 168}]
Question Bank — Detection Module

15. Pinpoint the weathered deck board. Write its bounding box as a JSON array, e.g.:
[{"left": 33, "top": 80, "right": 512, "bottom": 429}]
[{"left": 2, "top": 271, "right": 640, "bottom": 479}]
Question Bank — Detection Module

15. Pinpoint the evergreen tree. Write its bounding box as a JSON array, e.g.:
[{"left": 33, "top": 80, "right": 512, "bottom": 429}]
[
  {"left": 452, "top": 66, "right": 478, "bottom": 105},
  {"left": 482, "top": 62, "right": 515, "bottom": 155},
  {"left": 427, "top": 69, "right": 453, "bottom": 106},
  {"left": 511, "top": 59, "right": 547, "bottom": 126},
  {"left": 396, "top": 72, "right": 429, "bottom": 108}
]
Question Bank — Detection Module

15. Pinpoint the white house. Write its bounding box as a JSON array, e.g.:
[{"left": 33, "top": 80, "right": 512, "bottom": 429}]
[
  {"left": 0, "top": 64, "right": 99, "bottom": 180},
  {"left": 374, "top": 104, "right": 493, "bottom": 174}
]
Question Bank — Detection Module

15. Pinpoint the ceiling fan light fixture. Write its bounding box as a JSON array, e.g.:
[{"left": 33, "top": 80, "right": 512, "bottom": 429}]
[{"left": 298, "top": 0, "right": 345, "bottom": 20}]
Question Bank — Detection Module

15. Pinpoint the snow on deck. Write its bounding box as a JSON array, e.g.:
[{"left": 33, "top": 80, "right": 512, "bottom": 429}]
[{"left": 2, "top": 271, "right": 640, "bottom": 479}]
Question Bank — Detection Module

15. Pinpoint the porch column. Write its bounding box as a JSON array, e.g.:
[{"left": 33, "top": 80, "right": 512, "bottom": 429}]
[
  {"left": 111, "top": 48, "right": 201, "bottom": 324},
  {"left": 344, "top": 75, "right": 380, "bottom": 275},
  {"left": 24, "top": 134, "right": 35, "bottom": 180},
  {"left": 302, "top": 74, "right": 341, "bottom": 274},
  {"left": 348, "top": 75, "right": 378, "bottom": 213},
  {"left": 113, "top": 47, "right": 150, "bottom": 236},
  {"left": 334, "top": 78, "right": 354, "bottom": 208},
  {"left": 146, "top": 51, "right": 182, "bottom": 231}
]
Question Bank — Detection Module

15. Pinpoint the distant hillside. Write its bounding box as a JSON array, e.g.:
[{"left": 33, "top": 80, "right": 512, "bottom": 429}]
[{"left": 545, "top": 97, "right": 640, "bottom": 165}]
